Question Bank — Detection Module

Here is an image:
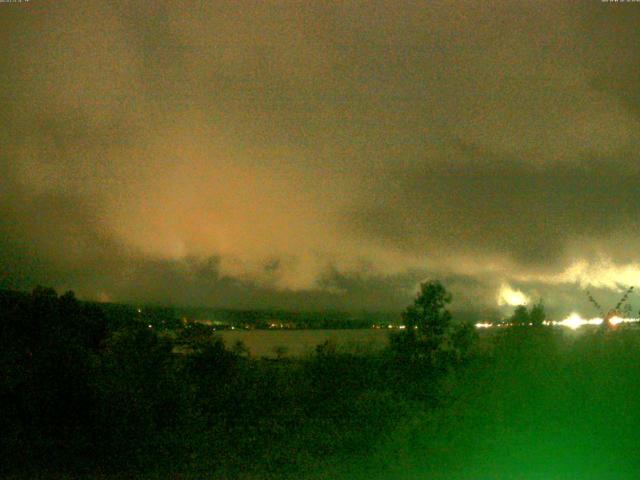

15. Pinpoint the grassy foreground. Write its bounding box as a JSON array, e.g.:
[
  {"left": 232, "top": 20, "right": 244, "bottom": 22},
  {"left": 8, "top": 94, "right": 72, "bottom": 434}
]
[
  {"left": 3, "top": 288, "right": 640, "bottom": 479},
  {"left": 352, "top": 327, "right": 640, "bottom": 480}
]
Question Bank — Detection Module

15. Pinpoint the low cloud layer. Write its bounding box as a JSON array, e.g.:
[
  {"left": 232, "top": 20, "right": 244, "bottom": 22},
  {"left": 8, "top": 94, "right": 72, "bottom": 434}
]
[{"left": 2, "top": 1, "right": 640, "bottom": 319}]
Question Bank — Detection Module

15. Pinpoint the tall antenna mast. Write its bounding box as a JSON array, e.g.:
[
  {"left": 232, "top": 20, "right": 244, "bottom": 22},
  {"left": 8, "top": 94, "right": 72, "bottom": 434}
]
[
  {"left": 614, "top": 286, "right": 634, "bottom": 312},
  {"left": 585, "top": 290, "right": 605, "bottom": 318},
  {"left": 586, "top": 286, "right": 635, "bottom": 329}
]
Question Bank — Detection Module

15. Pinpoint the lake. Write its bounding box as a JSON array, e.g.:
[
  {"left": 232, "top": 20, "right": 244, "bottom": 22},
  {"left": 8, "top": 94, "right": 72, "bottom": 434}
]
[{"left": 217, "top": 328, "right": 391, "bottom": 357}]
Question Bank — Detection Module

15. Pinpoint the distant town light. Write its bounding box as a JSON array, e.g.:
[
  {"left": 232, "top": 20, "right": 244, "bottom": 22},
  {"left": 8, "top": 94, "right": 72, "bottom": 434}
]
[
  {"left": 475, "top": 314, "right": 638, "bottom": 330},
  {"left": 609, "top": 316, "right": 624, "bottom": 326},
  {"left": 559, "top": 313, "right": 584, "bottom": 330}
]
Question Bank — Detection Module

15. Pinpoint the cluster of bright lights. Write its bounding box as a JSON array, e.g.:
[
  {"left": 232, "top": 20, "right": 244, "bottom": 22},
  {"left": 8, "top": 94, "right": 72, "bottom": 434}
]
[{"left": 475, "top": 313, "right": 639, "bottom": 330}]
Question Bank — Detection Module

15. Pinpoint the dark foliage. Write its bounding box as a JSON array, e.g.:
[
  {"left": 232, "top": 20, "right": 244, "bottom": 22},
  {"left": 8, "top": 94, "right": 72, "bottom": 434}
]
[
  {"left": 507, "top": 301, "right": 547, "bottom": 327},
  {"left": 0, "top": 286, "right": 476, "bottom": 478},
  {"left": 0, "top": 287, "right": 108, "bottom": 471},
  {"left": 390, "top": 280, "right": 477, "bottom": 373}
]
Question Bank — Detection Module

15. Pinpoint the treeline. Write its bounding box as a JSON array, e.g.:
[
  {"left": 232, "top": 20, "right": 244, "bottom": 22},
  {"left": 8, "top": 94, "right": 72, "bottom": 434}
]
[
  {"left": 175, "top": 307, "right": 401, "bottom": 330},
  {"left": 92, "top": 301, "right": 400, "bottom": 330},
  {"left": 0, "top": 283, "right": 476, "bottom": 478}
]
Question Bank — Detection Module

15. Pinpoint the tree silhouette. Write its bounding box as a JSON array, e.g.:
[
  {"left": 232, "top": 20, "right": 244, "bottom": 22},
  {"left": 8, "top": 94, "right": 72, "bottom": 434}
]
[
  {"left": 529, "top": 301, "right": 546, "bottom": 326},
  {"left": 402, "top": 280, "right": 452, "bottom": 339},
  {"left": 391, "top": 280, "right": 454, "bottom": 364},
  {"left": 510, "top": 305, "right": 530, "bottom": 326}
]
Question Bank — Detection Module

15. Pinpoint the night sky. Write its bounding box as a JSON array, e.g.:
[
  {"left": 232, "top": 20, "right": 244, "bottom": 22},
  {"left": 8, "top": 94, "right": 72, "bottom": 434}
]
[{"left": 1, "top": 1, "right": 639, "bottom": 319}]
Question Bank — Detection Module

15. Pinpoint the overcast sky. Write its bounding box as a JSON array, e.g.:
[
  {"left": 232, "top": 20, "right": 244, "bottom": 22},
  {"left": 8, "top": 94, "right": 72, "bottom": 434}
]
[{"left": 1, "top": 1, "right": 639, "bottom": 319}]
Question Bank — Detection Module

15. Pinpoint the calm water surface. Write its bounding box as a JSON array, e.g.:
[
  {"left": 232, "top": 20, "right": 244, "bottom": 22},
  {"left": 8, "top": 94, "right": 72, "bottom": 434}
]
[{"left": 217, "top": 328, "right": 391, "bottom": 357}]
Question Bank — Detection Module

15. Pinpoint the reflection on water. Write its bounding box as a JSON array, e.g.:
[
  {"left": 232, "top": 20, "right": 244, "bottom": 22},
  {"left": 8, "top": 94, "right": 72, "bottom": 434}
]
[{"left": 217, "top": 329, "right": 390, "bottom": 357}]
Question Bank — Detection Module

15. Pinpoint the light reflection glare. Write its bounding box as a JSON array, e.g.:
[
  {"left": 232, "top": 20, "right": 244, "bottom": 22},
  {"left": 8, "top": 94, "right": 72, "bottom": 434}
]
[{"left": 475, "top": 313, "right": 639, "bottom": 330}]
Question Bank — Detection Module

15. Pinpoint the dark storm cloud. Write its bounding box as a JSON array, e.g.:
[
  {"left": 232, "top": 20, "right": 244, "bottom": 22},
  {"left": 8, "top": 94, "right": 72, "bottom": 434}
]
[
  {"left": 0, "top": 182, "right": 130, "bottom": 292},
  {"left": 2, "top": 1, "right": 640, "bottom": 317},
  {"left": 348, "top": 147, "right": 640, "bottom": 269}
]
